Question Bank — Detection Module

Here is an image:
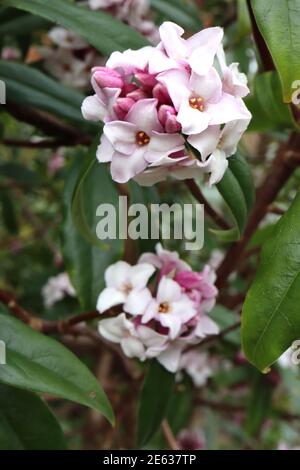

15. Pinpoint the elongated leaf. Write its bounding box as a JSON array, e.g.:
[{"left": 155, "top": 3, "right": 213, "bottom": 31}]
[
  {"left": 150, "top": 0, "right": 201, "bottom": 32},
  {"left": 0, "top": 311, "right": 114, "bottom": 423},
  {"left": 0, "top": 12, "right": 49, "bottom": 36},
  {"left": 62, "top": 149, "right": 123, "bottom": 310},
  {"left": 250, "top": 0, "right": 300, "bottom": 103},
  {"left": 0, "top": 61, "right": 93, "bottom": 129},
  {"left": 242, "top": 189, "right": 300, "bottom": 371},
  {"left": 214, "top": 152, "right": 254, "bottom": 241},
  {"left": 245, "top": 372, "right": 272, "bottom": 436},
  {"left": 0, "top": 384, "right": 66, "bottom": 450},
  {"left": 137, "top": 360, "right": 175, "bottom": 447},
  {"left": 1, "top": 0, "right": 148, "bottom": 54},
  {"left": 246, "top": 71, "right": 298, "bottom": 132}
]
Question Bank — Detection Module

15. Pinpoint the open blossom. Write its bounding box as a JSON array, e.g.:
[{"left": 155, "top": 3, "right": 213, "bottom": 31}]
[
  {"left": 82, "top": 21, "right": 251, "bottom": 186},
  {"left": 97, "top": 245, "right": 219, "bottom": 372},
  {"left": 177, "top": 351, "right": 215, "bottom": 387},
  {"left": 42, "top": 272, "right": 76, "bottom": 308}
]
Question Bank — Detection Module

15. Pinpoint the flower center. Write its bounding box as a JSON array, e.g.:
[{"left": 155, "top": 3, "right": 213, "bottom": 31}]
[
  {"left": 136, "top": 131, "right": 150, "bottom": 146},
  {"left": 158, "top": 302, "right": 171, "bottom": 314},
  {"left": 189, "top": 96, "right": 205, "bottom": 112},
  {"left": 122, "top": 282, "right": 133, "bottom": 295}
]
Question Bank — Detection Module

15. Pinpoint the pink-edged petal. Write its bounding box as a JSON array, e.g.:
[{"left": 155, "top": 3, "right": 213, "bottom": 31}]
[
  {"left": 157, "top": 69, "right": 190, "bottom": 110},
  {"left": 105, "top": 260, "right": 131, "bottom": 288},
  {"left": 187, "top": 27, "right": 224, "bottom": 76},
  {"left": 157, "top": 276, "right": 182, "bottom": 303},
  {"left": 98, "top": 313, "right": 129, "bottom": 342},
  {"left": 121, "top": 337, "right": 145, "bottom": 359},
  {"left": 124, "top": 288, "right": 153, "bottom": 316},
  {"left": 157, "top": 343, "right": 183, "bottom": 372},
  {"left": 207, "top": 93, "right": 251, "bottom": 125},
  {"left": 158, "top": 21, "right": 187, "bottom": 59},
  {"left": 177, "top": 100, "right": 210, "bottom": 135},
  {"left": 148, "top": 49, "right": 180, "bottom": 74},
  {"left": 81, "top": 94, "right": 106, "bottom": 121},
  {"left": 110, "top": 147, "right": 148, "bottom": 183},
  {"left": 130, "top": 263, "right": 156, "bottom": 289},
  {"left": 104, "top": 121, "right": 136, "bottom": 154},
  {"left": 96, "top": 287, "right": 126, "bottom": 313},
  {"left": 96, "top": 135, "right": 114, "bottom": 162},
  {"left": 188, "top": 126, "right": 221, "bottom": 160},
  {"left": 145, "top": 132, "right": 185, "bottom": 164},
  {"left": 125, "top": 99, "right": 162, "bottom": 133},
  {"left": 106, "top": 46, "right": 154, "bottom": 73},
  {"left": 190, "top": 69, "right": 222, "bottom": 103}
]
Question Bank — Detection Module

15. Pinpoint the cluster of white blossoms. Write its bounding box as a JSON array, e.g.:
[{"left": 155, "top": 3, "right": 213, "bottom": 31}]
[
  {"left": 82, "top": 21, "right": 251, "bottom": 186},
  {"left": 42, "top": 272, "right": 76, "bottom": 308},
  {"left": 97, "top": 244, "right": 219, "bottom": 373},
  {"left": 37, "top": 0, "right": 158, "bottom": 89}
]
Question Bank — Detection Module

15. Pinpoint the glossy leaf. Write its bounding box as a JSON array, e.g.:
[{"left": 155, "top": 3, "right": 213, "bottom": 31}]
[
  {"left": 1, "top": 0, "right": 148, "bottom": 54},
  {"left": 0, "top": 311, "right": 114, "bottom": 423},
  {"left": 246, "top": 71, "right": 298, "bottom": 132},
  {"left": 251, "top": 0, "right": 300, "bottom": 103},
  {"left": 242, "top": 189, "right": 300, "bottom": 371},
  {"left": 137, "top": 360, "right": 175, "bottom": 447},
  {"left": 62, "top": 150, "right": 123, "bottom": 310},
  {"left": 0, "top": 383, "right": 66, "bottom": 450},
  {"left": 150, "top": 0, "right": 201, "bottom": 32},
  {"left": 0, "top": 12, "right": 49, "bottom": 36}
]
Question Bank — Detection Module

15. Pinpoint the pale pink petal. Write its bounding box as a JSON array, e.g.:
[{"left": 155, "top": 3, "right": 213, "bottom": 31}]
[
  {"left": 105, "top": 260, "right": 131, "bottom": 288},
  {"left": 205, "top": 149, "right": 229, "bottom": 186},
  {"left": 177, "top": 100, "right": 210, "bottom": 135},
  {"left": 157, "top": 277, "right": 182, "bottom": 303},
  {"left": 157, "top": 69, "right": 190, "bottom": 110},
  {"left": 96, "top": 135, "right": 114, "bottom": 163},
  {"left": 104, "top": 121, "right": 136, "bottom": 155},
  {"left": 110, "top": 147, "right": 148, "bottom": 183},
  {"left": 125, "top": 99, "right": 162, "bottom": 133},
  {"left": 158, "top": 21, "right": 187, "bottom": 59},
  {"left": 98, "top": 313, "right": 129, "bottom": 342},
  {"left": 188, "top": 126, "right": 221, "bottom": 161},
  {"left": 133, "top": 167, "right": 168, "bottom": 186},
  {"left": 157, "top": 344, "right": 183, "bottom": 372},
  {"left": 145, "top": 132, "right": 185, "bottom": 164},
  {"left": 121, "top": 337, "right": 145, "bottom": 359},
  {"left": 124, "top": 288, "right": 153, "bottom": 316},
  {"left": 207, "top": 94, "right": 251, "bottom": 125},
  {"left": 148, "top": 49, "right": 180, "bottom": 74},
  {"left": 81, "top": 95, "right": 106, "bottom": 121},
  {"left": 195, "top": 315, "right": 219, "bottom": 337},
  {"left": 188, "top": 27, "right": 224, "bottom": 76},
  {"left": 221, "top": 118, "right": 251, "bottom": 156},
  {"left": 96, "top": 287, "right": 126, "bottom": 313},
  {"left": 106, "top": 46, "right": 154, "bottom": 73},
  {"left": 130, "top": 263, "right": 156, "bottom": 289},
  {"left": 190, "top": 69, "right": 222, "bottom": 103}
]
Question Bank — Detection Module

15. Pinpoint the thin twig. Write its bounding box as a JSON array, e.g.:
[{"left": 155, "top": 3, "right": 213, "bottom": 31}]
[{"left": 161, "top": 420, "right": 180, "bottom": 450}]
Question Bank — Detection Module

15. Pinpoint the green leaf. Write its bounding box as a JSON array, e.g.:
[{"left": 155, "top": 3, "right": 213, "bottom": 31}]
[
  {"left": 0, "top": 383, "right": 66, "bottom": 450},
  {"left": 0, "top": 188, "right": 18, "bottom": 234},
  {"left": 245, "top": 372, "right": 272, "bottom": 436},
  {"left": 242, "top": 189, "right": 300, "bottom": 371},
  {"left": 137, "top": 360, "right": 175, "bottom": 448},
  {"left": 150, "top": 0, "right": 201, "bottom": 32},
  {"left": 0, "top": 311, "right": 114, "bottom": 423},
  {"left": 237, "top": 0, "right": 251, "bottom": 39},
  {"left": 246, "top": 71, "right": 298, "bottom": 132},
  {"left": 214, "top": 152, "right": 254, "bottom": 241},
  {"left": 250, "top": 0, "right": 300, "bottom": 103},
  {"left": 62, "top": 149, "right": 123, "bottom": 310},
  {"left": 0, "top": 60, "right": 93, "bottom": 130},
  {"left": 0, "top": 12, "right": 50, "bottom": 36},
  {"left": 1, "top": 0, "right": 148, "bottom": 54}
]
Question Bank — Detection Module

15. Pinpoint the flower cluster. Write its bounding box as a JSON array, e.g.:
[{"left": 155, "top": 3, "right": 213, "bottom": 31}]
[
  {"left": 97, "top": 244, "right": 219, "bottom": 372},
  {"left": 82, "top": 21, "right": 251, "bottom": 186},
  {"left": 42, "top": 272, "right": 76, "bottom": 308}
]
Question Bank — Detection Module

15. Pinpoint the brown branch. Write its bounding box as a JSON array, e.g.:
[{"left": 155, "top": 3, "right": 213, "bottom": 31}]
[
  {"left": 5, "top": 102, "right": 92, "bottom": 146},
  {"left": 198, "top": 321, "right": 241, "bottom": 348},
  {"left": 185, "top": 179, "right": 230, "bottom": 230},
  {"left": 216, "top": 133, "right": 300, "bottom": 290},
  {"left": 161, "top": 420, "right": 180, "bottom": 450}
]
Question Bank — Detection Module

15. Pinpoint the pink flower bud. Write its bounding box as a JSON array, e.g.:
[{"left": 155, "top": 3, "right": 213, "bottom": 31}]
[
  {"left": 135, "top": 71, "right": 157, "bottom": 90},
  {"left": 113, "top": 97, "right": 135, "bottom": 119},
  {"left": 126, "top": 89, "right": 149, "bottom": 101},
  {"left": 158, "top": 105, "right": 181, "bottom": 133},
  {"left": 152, "top": 83, "right": 171, "bottom": 104},
  {"left": 175, "top": 270, "right": 202, "bottom": 290},
  {"left": 93, "top": 66, "right": 124, "bottom": 88}
]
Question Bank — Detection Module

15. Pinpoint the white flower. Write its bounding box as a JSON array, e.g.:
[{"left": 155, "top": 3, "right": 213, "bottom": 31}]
[
  {"left": 42, "top": 273, "right": 76, "bottom": 308},
  {"left": 96, "top": 260, "right": 155, "bottom": 313},
  {"left": 178, "top": 351, "right": 213, "bottom": 387}
]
